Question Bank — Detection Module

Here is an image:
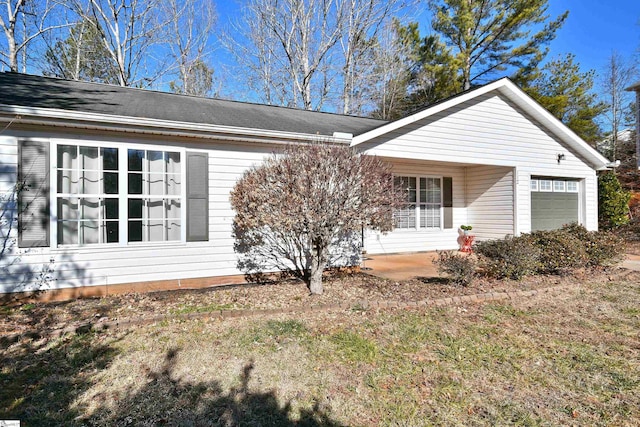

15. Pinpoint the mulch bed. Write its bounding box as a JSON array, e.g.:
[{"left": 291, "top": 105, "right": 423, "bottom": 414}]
[{"left": 0, "top": 267, "right": 626, "bottom": 338}]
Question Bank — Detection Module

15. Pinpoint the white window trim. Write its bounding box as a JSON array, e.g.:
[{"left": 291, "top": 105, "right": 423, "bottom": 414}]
[
  {"left": 566, "top": 181, "right": 579, "bottom": 193},
  {"left": 50, "top": 139, "right": 187, "bottom": 248},
  {"left": 553, "top": 180, "right": 566, "bottom": 192},
  {"left": 394, "top": 174, "right": 444, "bottom": 231},
  {"left": 538, "top": 179, "right": 553, "bottom": 192},
  {"left": 530, "top": 179, "right": 538, "bottom": 191}
]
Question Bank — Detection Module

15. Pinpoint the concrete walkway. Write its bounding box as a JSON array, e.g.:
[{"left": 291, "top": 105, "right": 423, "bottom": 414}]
[
  {"left": 364, "top": 252, "right": 640, "bottom": 281},
  {"left": 623, "top": 254, "right": 640, "bottom": 272},
  {"left": 363, "top": 252, "right": 440, "bottom": 281}
]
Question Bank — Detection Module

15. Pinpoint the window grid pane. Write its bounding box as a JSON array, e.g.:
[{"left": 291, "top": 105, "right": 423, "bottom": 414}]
[
  {"left": 539, "top": 180, "right": 552, "bottom": 191},
  {"left": 553, "top": 180, "right": 566, "bottom": 192},
  {"left": 395, "top": 175, "right": 442, "bottom": 230},
  {"left": 56, "top": 145, "right": 120, "bottom": 245},
  {"left": 126, "top": 149, "right": 182, "bottom": 243},
  {"left": 57, "top": 145, "right": 182, "bottom": 246}
]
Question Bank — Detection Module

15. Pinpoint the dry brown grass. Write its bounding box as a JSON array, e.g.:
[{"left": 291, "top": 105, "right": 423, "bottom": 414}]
[
  {"left": 1, "top": 269, "right": 592, "bottom": 337},
  {"left": 1, "top": 273, "right": 639, "bottom": 426}
]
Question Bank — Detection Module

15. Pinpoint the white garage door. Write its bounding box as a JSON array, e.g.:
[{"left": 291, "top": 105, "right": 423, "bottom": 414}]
[{"left": 530, "top": 178, "right": 579, "bottom": 231}]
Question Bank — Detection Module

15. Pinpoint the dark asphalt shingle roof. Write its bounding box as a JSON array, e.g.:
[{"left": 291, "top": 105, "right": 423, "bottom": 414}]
[
  {"left": 0, "top": 72, "right": 387, "bottom": 137},
  {"left": 626, "top": 81, "right": 640, "bottom": 91}
]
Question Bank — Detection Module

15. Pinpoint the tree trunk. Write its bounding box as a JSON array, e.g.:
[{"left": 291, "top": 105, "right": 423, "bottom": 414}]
[
  {"left": 308, "top": 260, "right": 325, "bottom": 295},
  {"left": 8, "top": 38, "right": 17, "bottom": 72},
  {"left": 308, "top": 248, "right": 327, "bottom": 295}
]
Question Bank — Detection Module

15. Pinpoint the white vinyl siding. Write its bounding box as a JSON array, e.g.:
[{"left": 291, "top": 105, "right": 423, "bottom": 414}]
[
  {"left": 1, "top": 87, "right": 601, "bottom": 293},
  {"left": 0, "top": 131, "right": 275, "bottom": 293},
  {"left": 466, "top": 166, "right": 515, "bottom": 240},
  {"left": 360, "top": 92, "right": 598, "bottom": 233}
]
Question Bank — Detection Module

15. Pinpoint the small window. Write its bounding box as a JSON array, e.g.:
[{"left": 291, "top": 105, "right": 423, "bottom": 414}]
[
  {"left": 553, "top": 180, "right": 566, "bottom": 192},
  {"left": 394, "top": 175, "right": 441, "bottom": 230},
  {"left": 530, "top": 179, "right": 538, "bottom": 191},
  {"left": 566, "top": 181, "right": 578, "bottom": 193},
  {"left": 539, "top": 180, "right": 552, "bottom": 192}
]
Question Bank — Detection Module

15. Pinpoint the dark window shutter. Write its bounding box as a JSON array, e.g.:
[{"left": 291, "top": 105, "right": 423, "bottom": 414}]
[
  {"left": 186, "top": 152, "right": 209, "bottom": 241},
  {"left": 18, "top": 139, "right": 50, "bottom": 247},
  {"left": 443, "top": 177, "right": 453, "bottom": 229}
]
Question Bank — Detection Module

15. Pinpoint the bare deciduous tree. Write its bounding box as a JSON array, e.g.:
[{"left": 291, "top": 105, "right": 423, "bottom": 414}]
[
  {"left": 601, "top": 51, "right": 638, "bottom": 161},
  {"left": 227, "top": 0, "right": 404, "bottom": 114},
  {"left": 338, "top": 0, "right": 400, "bottom": 115},
  {"left": 162, "top": 0, "right": 216, "bottom": 97},
  {"left": 71, "top": 0, "right": 165, "bottom": 87},
  {"left": 0, "top": 0, "right": 70, "bottom": 72},
  {"left": 230, "top": 143, "right": 402, "bottom": 295},
  {"left": 369, "top": 19, "right": 414, "bottom": 119},
  {"left": 227, "top": 0, "right": 346, "bottom": 110}
]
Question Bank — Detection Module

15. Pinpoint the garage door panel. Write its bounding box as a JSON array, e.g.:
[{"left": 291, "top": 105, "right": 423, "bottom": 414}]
[{"left": 531, "top": 192, "right": 579, "bottom": 231}]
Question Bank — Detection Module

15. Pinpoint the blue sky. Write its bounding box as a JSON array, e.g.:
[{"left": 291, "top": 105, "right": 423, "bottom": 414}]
[
  {"left": 545, "top": 0, "right": 640, "bottom": 73},
  {"left": 216, "top": 0, "right": 640, "bottom": 80},
  {"left": 405, "top": 0, "right": 640, "bottom": 75}
]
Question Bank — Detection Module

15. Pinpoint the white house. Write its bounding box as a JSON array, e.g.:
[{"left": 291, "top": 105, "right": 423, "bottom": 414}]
[{"left": 0, "top": 73, "right": 611, "bottom": 297}]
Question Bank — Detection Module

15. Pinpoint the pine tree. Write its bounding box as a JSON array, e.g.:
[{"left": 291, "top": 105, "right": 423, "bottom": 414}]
[
  {"left": 525, "top": 54, "right": 606, "bottom": 145},
  {"left": 428, "top": 0, "right": 567, "bottom": 90}
]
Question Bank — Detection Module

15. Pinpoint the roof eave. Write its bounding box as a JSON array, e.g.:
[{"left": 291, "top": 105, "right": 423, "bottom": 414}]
[{"left": 0, "top": 104, "right": 353, "bottom": 145}]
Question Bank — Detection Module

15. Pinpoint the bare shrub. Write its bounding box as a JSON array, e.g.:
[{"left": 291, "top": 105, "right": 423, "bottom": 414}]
[
  {"left": 230, "top": 143, "right": 403, "bottom": 295},
  {"left": 434, "top": 251, "right": 477, "bottom": 286}
]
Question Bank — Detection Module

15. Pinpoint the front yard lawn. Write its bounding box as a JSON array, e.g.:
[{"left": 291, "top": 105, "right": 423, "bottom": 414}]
[{"left": 1, "top": 272, "right": 639, "bottom": 425}]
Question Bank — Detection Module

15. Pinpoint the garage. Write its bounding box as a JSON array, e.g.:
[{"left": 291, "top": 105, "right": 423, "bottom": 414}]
[{"left": 530, "top": 177, "right": 580, "bottom": 231}]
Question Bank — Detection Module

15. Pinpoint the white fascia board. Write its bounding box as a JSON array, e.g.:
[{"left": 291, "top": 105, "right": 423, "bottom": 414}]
[
  {"left": 352, "top": 78, "right": 609, "bottom": 170},
  {"left": 0, "top": 104, "right": 353, "bottom": 145}
]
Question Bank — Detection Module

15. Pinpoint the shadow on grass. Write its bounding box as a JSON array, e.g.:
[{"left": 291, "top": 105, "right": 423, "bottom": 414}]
[
  {"left": 0, "top": 331, "right": 122, "bottom": 425},
  {"left": 87, "top": 347, "right": 343, "bottom": 426},
  {"left": 416, "top": 276, "right": 449, "bottom": 285},
  {"left": 1, "top": 337, "right": 342, "bottom": 426}
]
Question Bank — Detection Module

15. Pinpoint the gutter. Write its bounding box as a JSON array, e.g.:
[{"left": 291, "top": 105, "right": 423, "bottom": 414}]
[{"left": 0, "top": 104, "right": 353, "bottom": 146}]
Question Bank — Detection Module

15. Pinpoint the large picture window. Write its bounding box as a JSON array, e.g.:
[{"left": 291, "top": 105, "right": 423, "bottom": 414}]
[
  {"left": 55, "top": 143, "right": 182, "bottom": 246},
  {"left": 394, "top": 175, "right": 442, "bottom": 230}
]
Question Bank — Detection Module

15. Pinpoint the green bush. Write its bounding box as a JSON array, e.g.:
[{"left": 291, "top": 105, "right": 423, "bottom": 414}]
[
  {"left": 528, "top": 229, "right": 589, "bottom": 275},
  {"left": 434, "top": 251, "right": 477, "bottom": 286},
  {"left": 476, "top": 224, "right": 625, "bottom": 279},
  {"left": 562, "top": 223, "right": 626, "bottom": 267},
  {"left": 475, "top": 235, "right": 540, "bottom": 280},
  {"left": 586, "top": 230, "right": 626, "bottom": 267},
  {"left": 598, "top": 172, "right": 631, "bottom": 229}
]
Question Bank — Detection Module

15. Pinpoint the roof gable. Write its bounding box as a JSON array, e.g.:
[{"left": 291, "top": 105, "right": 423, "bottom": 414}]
[{"left": 352, "top": 78, "right": 610, "bottom": 170}]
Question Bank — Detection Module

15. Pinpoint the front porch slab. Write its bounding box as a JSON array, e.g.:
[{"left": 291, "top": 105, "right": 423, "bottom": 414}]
[{"left": 363, "top": 252, "right": 440, "bottom": 281}]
